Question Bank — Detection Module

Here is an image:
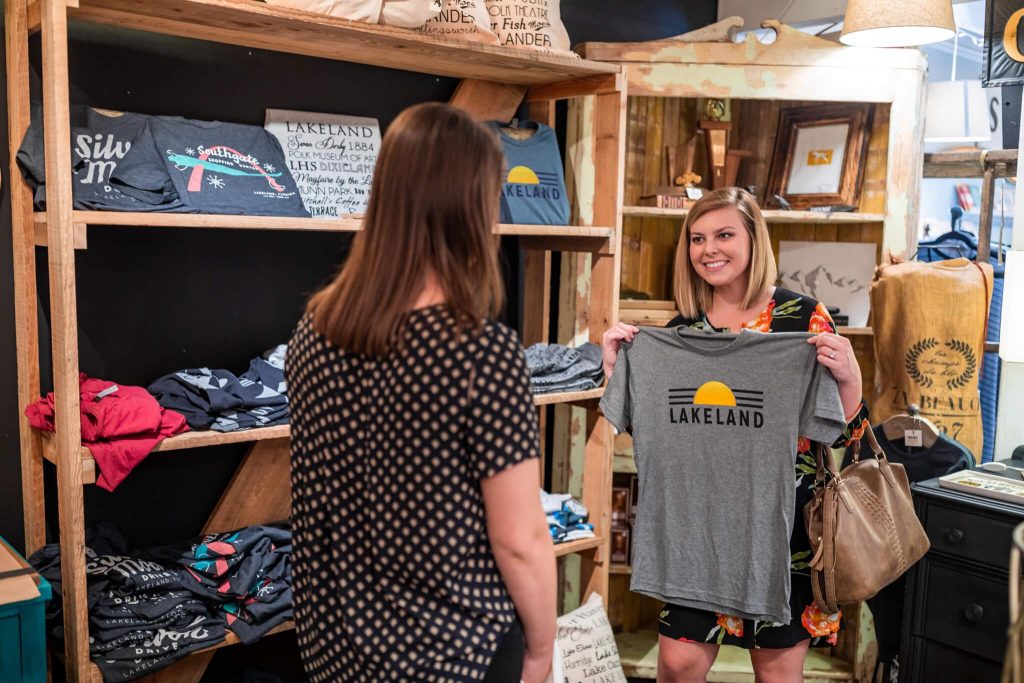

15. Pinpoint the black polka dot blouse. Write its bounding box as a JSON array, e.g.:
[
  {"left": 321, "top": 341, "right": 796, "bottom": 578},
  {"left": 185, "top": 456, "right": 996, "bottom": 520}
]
[{"left": 286, "top": 305, "right": 541, "bottom": 682}]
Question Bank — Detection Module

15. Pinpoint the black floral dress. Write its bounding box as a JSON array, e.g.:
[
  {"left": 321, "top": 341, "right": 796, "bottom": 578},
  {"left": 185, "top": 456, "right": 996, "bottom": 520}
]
[{"left": 657, "top": 287, "right": 871, "bottom": 649}]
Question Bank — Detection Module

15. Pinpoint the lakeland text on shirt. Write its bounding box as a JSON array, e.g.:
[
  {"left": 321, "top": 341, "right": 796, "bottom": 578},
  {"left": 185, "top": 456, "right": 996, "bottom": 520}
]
[
  {"left": 489, "top": 121, "right": 569, "bottom": 226},
  {"left": 599, "top": 326, "right": 846, "bottom": 623}
]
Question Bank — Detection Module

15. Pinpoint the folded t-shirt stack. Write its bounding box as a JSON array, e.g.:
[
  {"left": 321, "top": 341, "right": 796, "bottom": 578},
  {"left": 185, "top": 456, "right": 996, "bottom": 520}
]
[
  {"left": 147, "top": 345, "right": 288, "bottom": 433},
  {"left": 24, "top": 373, "right": 189, "bottom": 492},
  {"left": 29, "top": 524, "right": 292, "bottom": 682},
  {"left": 112, "top": 116, "right": 308, "bottom": 217},
  {"left": 17, "top": 104, "right": 187, "bottom": 212},
  {"left": 525, "top": 342, "right": 604, "bottom": 394},
  {"left": 540, "top": 490, "right": 594, "bottom": 544},
  {"left": 17, "top": 104, "right": 309, "bottom": 217}
]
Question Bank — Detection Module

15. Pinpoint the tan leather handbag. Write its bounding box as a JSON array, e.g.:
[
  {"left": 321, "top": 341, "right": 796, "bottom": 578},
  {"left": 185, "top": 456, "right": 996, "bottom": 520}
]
[{"left": 803, "top": 427, "right": 930, "bottom": 613}]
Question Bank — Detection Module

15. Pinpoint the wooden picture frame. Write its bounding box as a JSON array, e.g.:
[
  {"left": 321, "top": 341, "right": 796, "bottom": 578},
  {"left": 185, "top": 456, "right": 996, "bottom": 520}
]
[{"left": 765, "top": 103, "right": 873, "bottom": 210}]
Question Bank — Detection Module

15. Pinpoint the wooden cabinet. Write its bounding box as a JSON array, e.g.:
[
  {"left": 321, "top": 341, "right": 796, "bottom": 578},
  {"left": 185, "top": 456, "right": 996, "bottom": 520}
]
[
  {"left": 6, "top": 2, "right": 625, "bottom": 680},
  {"left": 901, "top": 479, "right": 1024, "bottom": 683}
]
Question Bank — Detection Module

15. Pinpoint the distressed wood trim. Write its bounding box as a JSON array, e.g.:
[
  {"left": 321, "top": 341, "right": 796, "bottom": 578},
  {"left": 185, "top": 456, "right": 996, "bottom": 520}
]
[{"left": 526, "top": 72, "right": 624, "bottom": 102}]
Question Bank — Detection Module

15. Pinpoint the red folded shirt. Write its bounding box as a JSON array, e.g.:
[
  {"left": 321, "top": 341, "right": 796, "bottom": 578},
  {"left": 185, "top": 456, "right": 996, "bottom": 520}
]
[{"left": 25, "top": 373, "right": 189, "bottom": 491}]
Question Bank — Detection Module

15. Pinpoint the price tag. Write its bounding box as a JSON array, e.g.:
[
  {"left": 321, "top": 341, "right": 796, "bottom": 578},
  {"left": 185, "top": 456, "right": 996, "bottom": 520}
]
[{"left": 905, "top": 429, "right": 923, "bottom": 447}]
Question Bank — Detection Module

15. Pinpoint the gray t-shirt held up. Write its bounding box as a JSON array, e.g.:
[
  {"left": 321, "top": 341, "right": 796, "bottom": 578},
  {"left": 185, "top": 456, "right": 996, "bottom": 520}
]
[{"left": 600, "top": 326, "right": 846, "bottom": 623}]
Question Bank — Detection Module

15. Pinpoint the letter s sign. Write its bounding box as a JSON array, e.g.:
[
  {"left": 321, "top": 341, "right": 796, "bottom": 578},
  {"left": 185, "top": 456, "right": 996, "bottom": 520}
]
[{"left": 1005, "top": 8, "right": 1024, "bottom": 62}]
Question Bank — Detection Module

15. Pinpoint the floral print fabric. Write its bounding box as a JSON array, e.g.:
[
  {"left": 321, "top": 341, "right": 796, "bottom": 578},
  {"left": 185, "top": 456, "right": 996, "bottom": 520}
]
[{"left": 658, "top": 288, "right": 869, "bottom": 649}]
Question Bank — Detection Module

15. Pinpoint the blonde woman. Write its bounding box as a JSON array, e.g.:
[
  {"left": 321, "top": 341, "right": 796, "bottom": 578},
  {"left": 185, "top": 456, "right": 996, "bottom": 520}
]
[
  {"left": 602, "top": 187, "right": 869, "bottom": 683},
  {"left": 288, "top": 103, "right": 556, "bottom": 683}
]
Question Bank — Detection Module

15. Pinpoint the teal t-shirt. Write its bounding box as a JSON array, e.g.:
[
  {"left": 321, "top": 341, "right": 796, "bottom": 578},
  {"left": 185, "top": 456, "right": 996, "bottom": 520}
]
[{"left": 490, "top": 121, "right": 569, "bottom": 226}]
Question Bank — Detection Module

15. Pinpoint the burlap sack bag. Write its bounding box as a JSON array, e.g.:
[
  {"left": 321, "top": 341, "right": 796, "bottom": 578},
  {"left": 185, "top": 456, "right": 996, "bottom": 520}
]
[
  {"left": 870, "top": 257, "right": 993, "bottom": 460},
  {"left": 420, "top": 0, "right": 499, "bottom": 44},
  {"left": 484, "top": 0, "right": 571, "bottom": 53}
]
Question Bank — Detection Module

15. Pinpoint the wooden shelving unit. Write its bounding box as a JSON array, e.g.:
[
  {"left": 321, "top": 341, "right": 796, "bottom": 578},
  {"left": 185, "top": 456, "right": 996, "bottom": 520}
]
[
  {"left": 39, "top": 388, "right": 607, "bottom": 485},
  {"left": 7, "top": 2, "right": 624, "bottom": 680},
  {"left": 623, "top": 206, "right": 886, "bottom": 224},
  {"left": 579, "top": 18, "right": 925, "bottom": 682},
  {"left": 31, "top": 210, "right": 618, "bottom": 248}
]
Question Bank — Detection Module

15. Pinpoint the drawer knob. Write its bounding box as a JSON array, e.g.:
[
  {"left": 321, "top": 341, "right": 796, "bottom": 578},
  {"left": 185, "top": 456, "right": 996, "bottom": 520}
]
[
  {"left": 964, "top": 604, "right": 985, "bottom": 623},
  {"left": 945, "top": 528, "right": 965, "bottom": 544}
]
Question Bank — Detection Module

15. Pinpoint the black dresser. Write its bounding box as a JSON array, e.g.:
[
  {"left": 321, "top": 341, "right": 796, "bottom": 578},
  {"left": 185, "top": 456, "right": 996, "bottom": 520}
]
[{"left": 900, "top": 478, "right": 1024, "bottom": 683}]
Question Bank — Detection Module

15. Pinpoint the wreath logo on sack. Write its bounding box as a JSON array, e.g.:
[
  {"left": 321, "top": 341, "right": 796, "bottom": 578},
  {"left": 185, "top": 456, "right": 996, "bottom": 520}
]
[
  {"left": 943, "top": 339, "right": 977, "bottom": 390},
  {"left": 905, "top": 337, "right": 976, "bottom": 391},
  {"left": 905, "top": 338, "right": 938, "bottom": 388}
]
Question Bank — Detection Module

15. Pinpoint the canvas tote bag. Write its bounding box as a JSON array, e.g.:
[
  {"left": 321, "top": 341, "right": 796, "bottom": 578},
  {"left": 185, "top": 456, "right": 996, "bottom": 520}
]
[
  {"left": 420, "top": 0, "right": 499, "bottom": 44},
  {"left": 484, "top": 0, "right": 571, "bottom": 52}
]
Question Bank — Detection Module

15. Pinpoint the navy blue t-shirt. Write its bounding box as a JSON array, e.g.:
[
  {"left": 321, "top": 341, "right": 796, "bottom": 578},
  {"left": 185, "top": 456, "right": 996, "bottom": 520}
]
[{"left": 113, "top": 117, "right": 309, "bottom": 217}]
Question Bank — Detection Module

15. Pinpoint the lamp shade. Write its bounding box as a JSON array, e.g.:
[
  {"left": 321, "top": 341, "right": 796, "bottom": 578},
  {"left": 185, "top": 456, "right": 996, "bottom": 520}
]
[
  {"left": 840, "top": 0, "right": 955, "bottom": 47},
  {"left": 924, "top": 80, "right": 991, "bottom": 143}
]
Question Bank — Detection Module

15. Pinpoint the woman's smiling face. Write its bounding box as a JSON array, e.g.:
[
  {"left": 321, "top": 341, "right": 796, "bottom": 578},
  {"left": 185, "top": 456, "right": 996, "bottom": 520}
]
[{"left": 688, "top": 206, "right": 752, "bottom": 289}]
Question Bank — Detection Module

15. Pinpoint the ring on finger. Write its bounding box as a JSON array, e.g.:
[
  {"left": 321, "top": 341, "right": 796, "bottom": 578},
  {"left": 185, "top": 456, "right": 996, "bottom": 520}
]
[{"left": 829, "top": 350, "right": 836, "bottom": 359}]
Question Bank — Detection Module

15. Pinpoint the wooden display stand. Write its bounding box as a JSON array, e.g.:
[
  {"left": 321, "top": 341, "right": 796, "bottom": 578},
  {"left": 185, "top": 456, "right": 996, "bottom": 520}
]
[
  {"left": 5, "top": 2, "right": 624, "bottom": 680},
  {"left": 577, "top": 17, "right": 928, "bottom": 682}
]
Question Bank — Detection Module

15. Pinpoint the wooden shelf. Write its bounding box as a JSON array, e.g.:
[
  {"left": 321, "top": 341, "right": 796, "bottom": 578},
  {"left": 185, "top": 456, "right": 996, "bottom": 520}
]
[
  {"left": 622, "top": 206, "right": 885, "bottom": 224},
  {"left": 86, "top": 620, "right": 296, "bottom": 683},
  {"left": 610, "top": 563, "right": 632, "bottom": 575},
  {"left": 617, "top": 629, "right": 855, "bottom": 681},
  {"left": 51, "top": 0, "right": 618, "bottom": 87},
  {"left": 533, "top": 386, "right": 604, "bottom": 406},
  {"left": 33, "top": 211, "right": 615, "bottom": 248},
  {"left": 553, "top": 535, "right": 603, "bottom": 557},
  {"left": 36, "top": 388, "right": 607, "bottom": 485}
]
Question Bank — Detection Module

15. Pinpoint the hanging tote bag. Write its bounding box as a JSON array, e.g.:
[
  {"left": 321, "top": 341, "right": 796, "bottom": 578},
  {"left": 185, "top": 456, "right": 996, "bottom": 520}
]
[{"left": 803, "top": 427, "right": 930, "bottom": 613}]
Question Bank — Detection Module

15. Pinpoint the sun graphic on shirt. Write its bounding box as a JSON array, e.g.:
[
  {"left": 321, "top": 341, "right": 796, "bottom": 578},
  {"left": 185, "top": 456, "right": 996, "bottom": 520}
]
[
  {"left": 693, "top": 381, "right": 737, "bottom": 407},
  {"left": 507, "top": 165, "right": 540, "bottom": 184}
]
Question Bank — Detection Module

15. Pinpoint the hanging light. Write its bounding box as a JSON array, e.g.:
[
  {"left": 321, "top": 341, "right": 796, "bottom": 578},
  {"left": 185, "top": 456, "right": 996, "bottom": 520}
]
[{"left": 840, "top": 0, "right": 955, "bottom": 47}]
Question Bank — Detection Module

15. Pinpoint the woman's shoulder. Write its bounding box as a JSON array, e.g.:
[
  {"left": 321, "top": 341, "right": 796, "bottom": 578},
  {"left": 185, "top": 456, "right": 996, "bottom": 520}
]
[{"left": 665, "top": 314, "right": 702, "bottom": 329}]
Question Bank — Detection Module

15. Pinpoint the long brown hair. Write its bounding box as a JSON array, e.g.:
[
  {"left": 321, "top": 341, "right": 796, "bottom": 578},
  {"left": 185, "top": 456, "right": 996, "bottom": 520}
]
[
  {"left": 672, "top": 187, "right": 777, "bottom": 319},
  {"left": 308, "top": 102, "right": 505, "bottom": 355}
]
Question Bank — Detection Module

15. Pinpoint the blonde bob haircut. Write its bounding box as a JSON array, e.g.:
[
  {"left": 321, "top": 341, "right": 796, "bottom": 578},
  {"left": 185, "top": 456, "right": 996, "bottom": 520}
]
[{"left": 672, "top": 187, "right": 777, "bottom": 320}]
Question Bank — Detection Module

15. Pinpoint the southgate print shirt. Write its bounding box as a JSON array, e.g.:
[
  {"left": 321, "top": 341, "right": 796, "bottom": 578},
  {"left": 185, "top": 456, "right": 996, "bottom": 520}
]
[
  {"left": 113, "top": 117, "right": 308, "bottom": 217},
  {"left": 600, "top": 326, "right": 846, "bottom": 623}
]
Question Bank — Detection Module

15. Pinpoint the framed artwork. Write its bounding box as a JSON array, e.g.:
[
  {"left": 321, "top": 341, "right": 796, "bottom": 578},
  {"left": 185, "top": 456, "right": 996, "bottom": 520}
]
[
  {"left": 765, "top": 104, "right": 873, "bottom": 210},
  {"left": 983, "top": 0, "right": 1024, "bottom": 87},
  {"left": 777, "top": 241, "right": 875, "bottom": 327}
]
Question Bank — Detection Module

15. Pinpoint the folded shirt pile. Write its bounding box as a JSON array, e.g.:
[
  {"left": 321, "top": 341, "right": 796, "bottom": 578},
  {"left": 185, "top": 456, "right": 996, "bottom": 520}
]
[
  {"left": 540, "top": 490, "right": 594, "bottom": 544},
  {"left": 30, "top": 524, "right": 292, "bottom": 682},
  {"left": 17, "top": 104, "right": 309, "bottom": 217},
  {"left": 147, "top": 345, "right": 288, "bottom": 433},
  {"left": 24, "top": 373, "right": 189, "bottom": 491},
  {"left": 525, "top": 342, "right": 604, "bottom": 395}
]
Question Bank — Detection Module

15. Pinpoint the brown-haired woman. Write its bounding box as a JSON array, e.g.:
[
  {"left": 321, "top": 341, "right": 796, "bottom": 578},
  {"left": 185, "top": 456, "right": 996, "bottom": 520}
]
[
  {"left": 602, "top": 187, "right": 870, "bottom": 683},
  {"left": 287, "top": 102, "right": 556, "bottom": 683}
]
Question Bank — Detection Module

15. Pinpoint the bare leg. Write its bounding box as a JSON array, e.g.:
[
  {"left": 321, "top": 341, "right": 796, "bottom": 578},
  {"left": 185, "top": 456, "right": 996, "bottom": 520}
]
[
  {"left": 749, "top": 639, "right": 810, "bottom": 683},
  {"left": 657, "top": 635, "right": 719, "bottom": 683}
]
